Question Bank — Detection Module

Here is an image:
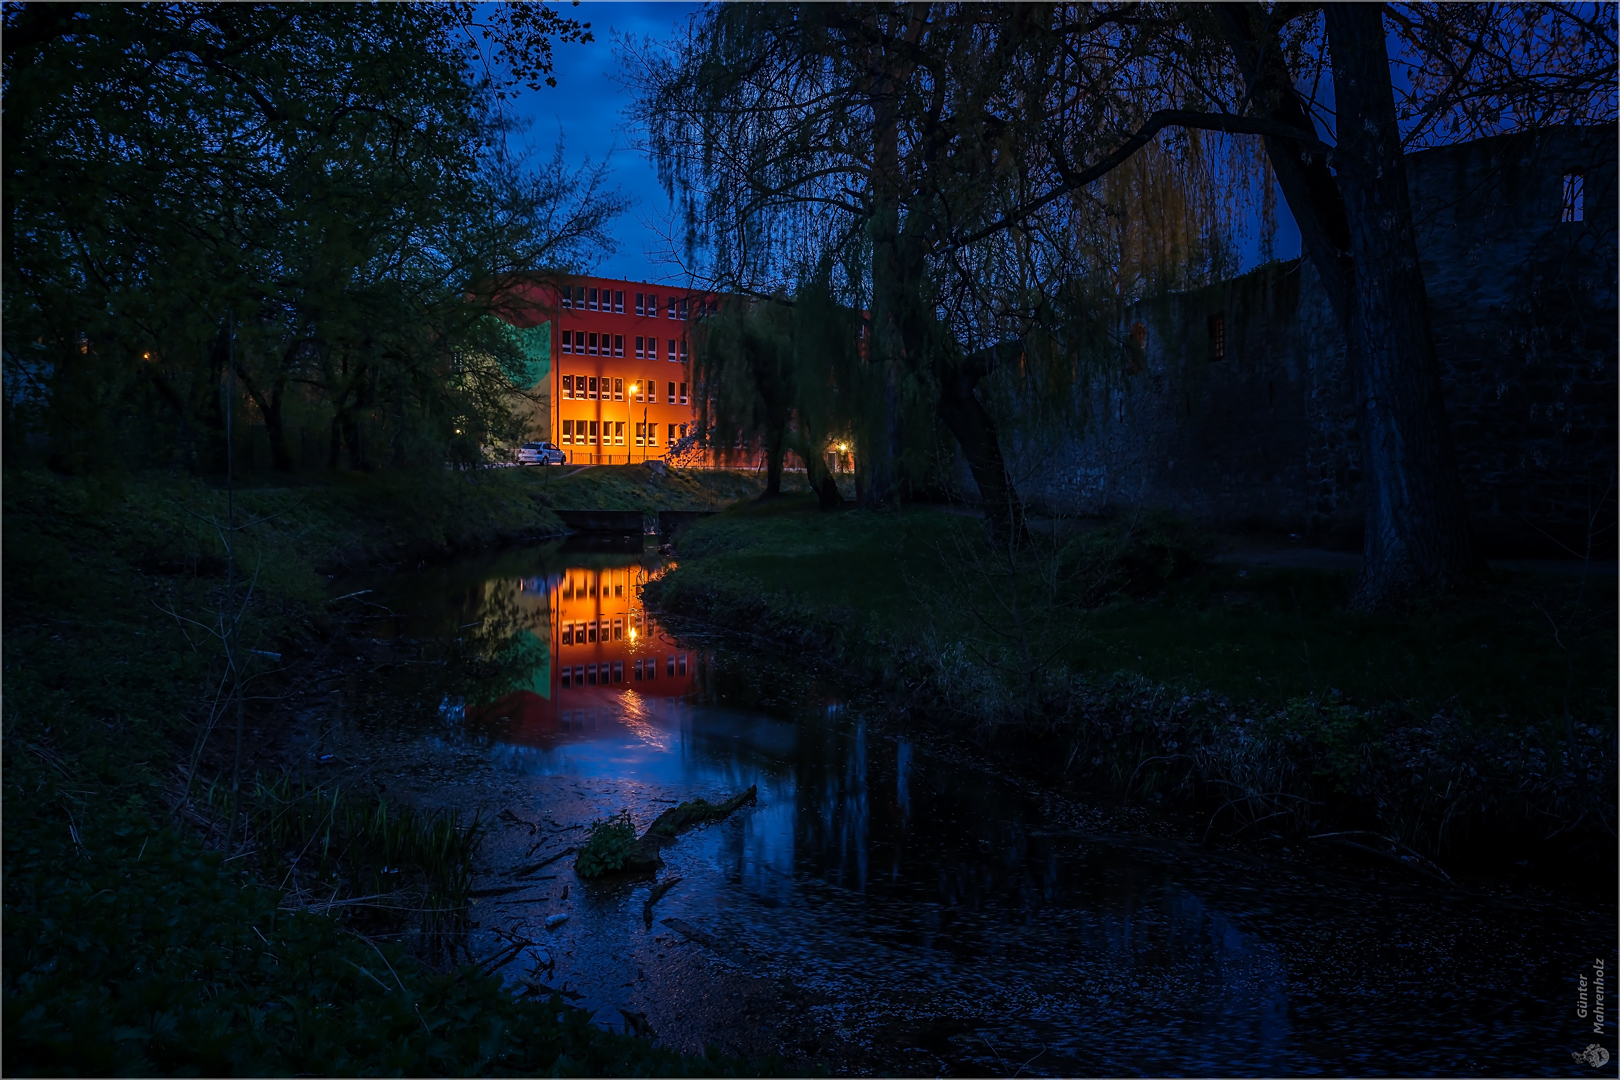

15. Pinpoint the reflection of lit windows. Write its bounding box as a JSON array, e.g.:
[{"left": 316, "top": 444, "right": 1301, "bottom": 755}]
[
  {"left": 562, "top": 623, "right": 573, "bottom": 645},
  {"left": 587, "top": 664, "right": 598, "bottom": 685},
  {"left": 645, "top": 657, "right": 656, "bottom": 680},
  {"left": 666, "top": 655, "right": 675, "bottom": 677},
  {"left": 633, "top": 659, "right": 642, "bottom": 680},
  {"left": 615, "top": 579, "right": 624, "bottom": 599},
  {"left": 587, "top": 621, "right": 597, "bottom": 643},
  {"left": 612, "top": 661, "right": 623, "bottom": 683},
  {"left": 678, "top": 653, "right": 687, "bottom": 675},
  {"left": 561, "top": 667, "right": 571, "bottom": 688},
  {"left": 574, "top": 665, "right": 583, "bottom": 685},
  {"left": 612, "top": 617, "right": 623, "bottom": 640}
]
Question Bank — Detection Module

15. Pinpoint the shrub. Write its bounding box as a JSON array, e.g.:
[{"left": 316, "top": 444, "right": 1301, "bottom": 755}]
[{"left": 574, "top": 811, "right": 640, "bottom": 879}]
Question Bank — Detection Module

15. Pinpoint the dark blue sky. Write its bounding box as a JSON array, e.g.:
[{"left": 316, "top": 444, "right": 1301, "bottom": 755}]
[
  {"left": 505, "top": 2, "right": 704, "bottom": 283},
  {"left": 506, "top": 2, "right": 1299, "bottom": 285}
]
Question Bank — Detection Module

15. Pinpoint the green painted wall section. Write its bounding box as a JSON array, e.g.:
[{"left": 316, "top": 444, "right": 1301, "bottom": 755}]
[{"left": 504, "top": 321, "right": 551, "bottom": 391}]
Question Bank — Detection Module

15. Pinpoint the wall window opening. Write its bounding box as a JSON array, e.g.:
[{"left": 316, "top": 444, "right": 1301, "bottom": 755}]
[
  {"left": 1563, "top": 172, "right": 1585, "bottom": 222},
  {"left": 614, "top": 290, "right": 625, "bottom": 313},
  {"left": 614, "top": 335, "right": 625, "bottom": 357},
  {"left": 613, "top": 377, "right": 624, "bottom": 401}
]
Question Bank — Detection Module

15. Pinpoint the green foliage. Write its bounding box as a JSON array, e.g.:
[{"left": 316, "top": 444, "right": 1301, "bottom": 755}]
[
  {"left": 3, "top": 4, "right": 621, "bottom": 475},
  {"left": 1059, "top": 510, "right": 1212, "bottom": 604},
  {"left": 1, "top": 468, "right": 781, "bottom": 1076},
  {"left": 574, "top": 811, "right": 640, "bottom": 879},
  {"left": 1264, "top": 695, "right": 1387, "bottom": 791}
]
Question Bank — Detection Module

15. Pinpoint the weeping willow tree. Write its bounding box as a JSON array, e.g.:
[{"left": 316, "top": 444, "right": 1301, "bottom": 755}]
[{"left": 628, "top": 4, "right": 1265, "bottom": 540}]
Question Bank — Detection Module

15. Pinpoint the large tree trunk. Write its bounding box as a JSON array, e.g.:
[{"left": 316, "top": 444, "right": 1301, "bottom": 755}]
[
  {"left": 235, "top": 362, "right": 294, "bottom": 472},
  {"left": 938, "top": 344, "right": 1025, "bottom": 542},
  {"left": 761, "top": 426, "right": 784, "bottom": 498},
  {"left": 1324, "top": 5, "right": 1473, "bottom": 606},
  {"left": 1216, "top": 3, "right": 1473, "bottom": 608}
]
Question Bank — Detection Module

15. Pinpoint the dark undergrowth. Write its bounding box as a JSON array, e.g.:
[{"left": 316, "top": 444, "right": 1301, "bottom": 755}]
[
  {"left": 3, "top": 467, "right": 774, "bottom": 1077},
  {"left": 646, "top": 496, "right": 1617, "bottom": 880}
]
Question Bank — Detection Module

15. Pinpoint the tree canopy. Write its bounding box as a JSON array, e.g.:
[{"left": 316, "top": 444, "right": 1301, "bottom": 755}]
[{"left": 3, "top": 2, "right": 623, "bottom": 473}]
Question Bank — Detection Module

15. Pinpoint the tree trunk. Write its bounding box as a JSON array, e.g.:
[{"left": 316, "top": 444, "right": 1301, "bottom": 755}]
[
  {"left": 761, "top": 427, "right": 784, "bottom": 498},
  {"left": 1324, "top": 5, "right": 1472, "bottom": 606},
  {"left": 938, "top": 344, "right": 1025, "bottom": 542},
  {"left": 235, "top": 363, "right": 294, "bottom": 472},
  {"left": 1216, "top": 2, "right": 1473, "bottom": 607}
]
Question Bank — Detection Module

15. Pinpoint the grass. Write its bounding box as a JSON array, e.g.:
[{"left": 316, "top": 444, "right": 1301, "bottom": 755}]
[
  {"left": 2, "top": 465, "right": 779, "bottom": 1076},
  {"left": 648, "top": 496, "right": 1617, "bottom": 866},
  {"left": 662, "top": 495, "right": 1613, "bottom": 722}
]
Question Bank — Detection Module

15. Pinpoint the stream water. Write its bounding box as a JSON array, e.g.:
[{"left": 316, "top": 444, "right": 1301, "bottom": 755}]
[{"left": 328, "top": 539, "right": 1616, "bottom": 1077}]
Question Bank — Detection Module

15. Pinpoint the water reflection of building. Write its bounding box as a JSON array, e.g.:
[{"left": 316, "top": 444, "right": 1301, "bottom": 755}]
[{"left": 470, "top": 560, "right": 700, "bottom": 749}]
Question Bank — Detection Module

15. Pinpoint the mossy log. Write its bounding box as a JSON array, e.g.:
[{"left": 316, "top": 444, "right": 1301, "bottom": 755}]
[{"left": 644, "top": 786, "right": 758, "bottom": 839}]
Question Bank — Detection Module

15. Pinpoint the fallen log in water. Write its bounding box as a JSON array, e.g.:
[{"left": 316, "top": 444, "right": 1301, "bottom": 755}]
[
  {"left": 644, "top": 786, "right": 758, "bottom": 838},
  {"left": 641, "top": 876, "right": 681, "bottom": 926}
]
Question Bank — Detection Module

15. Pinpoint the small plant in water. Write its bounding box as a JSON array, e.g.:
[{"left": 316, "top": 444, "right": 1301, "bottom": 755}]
[{"left": 575, "top": 809, "right": 639, "bottom": 878}]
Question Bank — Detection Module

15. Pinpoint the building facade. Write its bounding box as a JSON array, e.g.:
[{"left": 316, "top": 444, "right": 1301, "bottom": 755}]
[{"left": 502, "top": 276, "right": 718, "bottom": 465}]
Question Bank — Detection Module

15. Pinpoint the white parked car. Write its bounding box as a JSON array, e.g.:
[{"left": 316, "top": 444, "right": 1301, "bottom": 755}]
[{"left": 517, "top": 441, "right": 566, "bottom": 465}]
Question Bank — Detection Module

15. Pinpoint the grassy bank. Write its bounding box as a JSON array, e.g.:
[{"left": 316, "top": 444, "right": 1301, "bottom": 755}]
[
  {"left": 2, "top": 465, "right": 772, "bottom": 1077},
  {"left": 646, "top": 496, "right": 1616, "bottom": 874}
]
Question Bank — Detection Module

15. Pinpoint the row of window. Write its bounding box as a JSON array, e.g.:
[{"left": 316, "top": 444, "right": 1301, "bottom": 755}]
[
  {"left": 559, "top": 571, "right": 629, "bottom": 601},
  {"left": 559, "top": 420, "right": 689, "bottom": 446},
  {"left": 558, "top": 653, "right": 689, "bottom": 688},
  {"left": 562, "top": 287, "right": 625, "bottom": 313},
  {"left": 561, "top": 375, "right": 687, "bottom": 404},
  {"left": 559, "top": 331, "right": 690, "bottom": 362},
  {"left": 559, "top": 286, "right": 720, "bottom": 321},
  {"left": 562, "top": 618, "right": 622, "bottom": 645}
]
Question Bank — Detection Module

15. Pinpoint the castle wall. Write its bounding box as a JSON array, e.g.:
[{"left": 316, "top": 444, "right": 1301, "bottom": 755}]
[{"left": 1025, "top": 125, "right": 1617, "bottom": 555}]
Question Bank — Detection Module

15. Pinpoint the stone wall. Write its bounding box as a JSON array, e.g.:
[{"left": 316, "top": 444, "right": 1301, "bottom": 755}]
[{"left": 1024, "top": 125, "right": 1617, "bottom": 556}]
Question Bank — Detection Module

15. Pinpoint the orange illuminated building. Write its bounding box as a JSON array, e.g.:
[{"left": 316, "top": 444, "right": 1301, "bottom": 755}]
[
  {"left": 499, "top": 276, "right": 720, "bottom": 465},
  {"left": 469, "top": 561, "right": 701, "bottom": 747}
]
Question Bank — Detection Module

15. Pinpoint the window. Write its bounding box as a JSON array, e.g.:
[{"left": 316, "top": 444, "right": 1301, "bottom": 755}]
[
  {"left": 667, "top": 423, "right": 677, "bottom": 444},
  {"left": 678, "top": 653, "right": 687, "bottom": 676},
  {"left": 667, "top": 380, "right": 676, "bottom": 404},
  {"left": 667, "top": 297, "right": 676, "bottom": 319},
  {"left": 614, "top": 578, "right": 624, "bottom": 598},
  {"left": 667, "top": 338, "right": 676, "bottom": 361},
  {"left": 562, "top": 623, "right": 573, "bottom": 645},
  {"left": 589, "top": 287, "right": 599, "bottom": 311},
  {"left": 613, "top": 617, "right": 623, "bottom": 639},
  {"left": 647, "top": 294, "right": 657, "bottom": 317},
  {"left": 573, "top": 665, "right": 583, "bottom": 686},
  {"left": 612, "top": 660, "right": 623, "bottom": 682},
  {"left": 635, "top": 422, "right": 646, "bottom": 447},
  {"left": 589, "top": 420, "right": 599, "bottom": 443},
  {"left": 587, "top": 621, "right": 597, "bottom": 643},
  {"left": 614, "top": 421, "right": 625, "bottom": 445},
  {"left": 679, "top": 422, "right": 688, "bottom": 439},
  {"left": 614, "top": 290, "right": 625, "bottom": 313},
  {"left": 1208, "top": 313, "right": 1225, "bottom": 362},
  {"left": 679, "top": 381, "right": 688, "bottom": 405},
  {"left": 646, "top": 657, "right": 655, "bottom": 680},
  {"left": 561, "top": 288, "right": 571, "bottom": 310},
  {"left": 574, "top": 285, "right": 586, "bottom": 308},
  {"left": 678, "top": 298, "right": 688, "bottom": 321},
  {"left": 635, "top": 336, "right": 645, "bottom": 359},
  {"left": 561, "top": 419, "right": 573, "bottom": 445},
  {"left": 634, "top": 659, "right": 643, "bottom": 681},
  {"left": 636, "top": 293, "right": 645, "bottom": 316},
  {"left": 588, "top": 376, "right": 598, "bottom": 399},
  {"left": 561, "top": 330, "right": 572, "bottom": 355},
  {"left": 561, "top": 666, "right": 571, "bottom": 688},
  {"left": 587, "top": 664, "right": 598, "bottom": 685},
  {"left": 614, "top": 335, "right": 624, "bottom": 357},
  {"left": 1563, "top": 172, "right": 1585, "bottom": 222},
  {"left": 587, "top": 332, "right": 598, "bottom": 356},
  {"left": 666, "top": 655, "right": 675, "bottom": 677},
  {"left": 613, "top": 377, "right": 624, "bottom": 401},
  {"left": 648, "top": 424, "right": 658, "bottom": 446},
  {"left": 562, "top": 374, "right": 573, "bottom": 399},
  {"left": 679, "top": 339, "right": 689, "bottom": 363}
]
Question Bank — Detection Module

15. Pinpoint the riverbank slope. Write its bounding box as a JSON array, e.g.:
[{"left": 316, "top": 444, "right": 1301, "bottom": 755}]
[
  {"left": 2, "top": 465, "right": 776, "bottom": 1076},
  {"left": 644, "top": 496, "right": 1616, "bottom": 882}
]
